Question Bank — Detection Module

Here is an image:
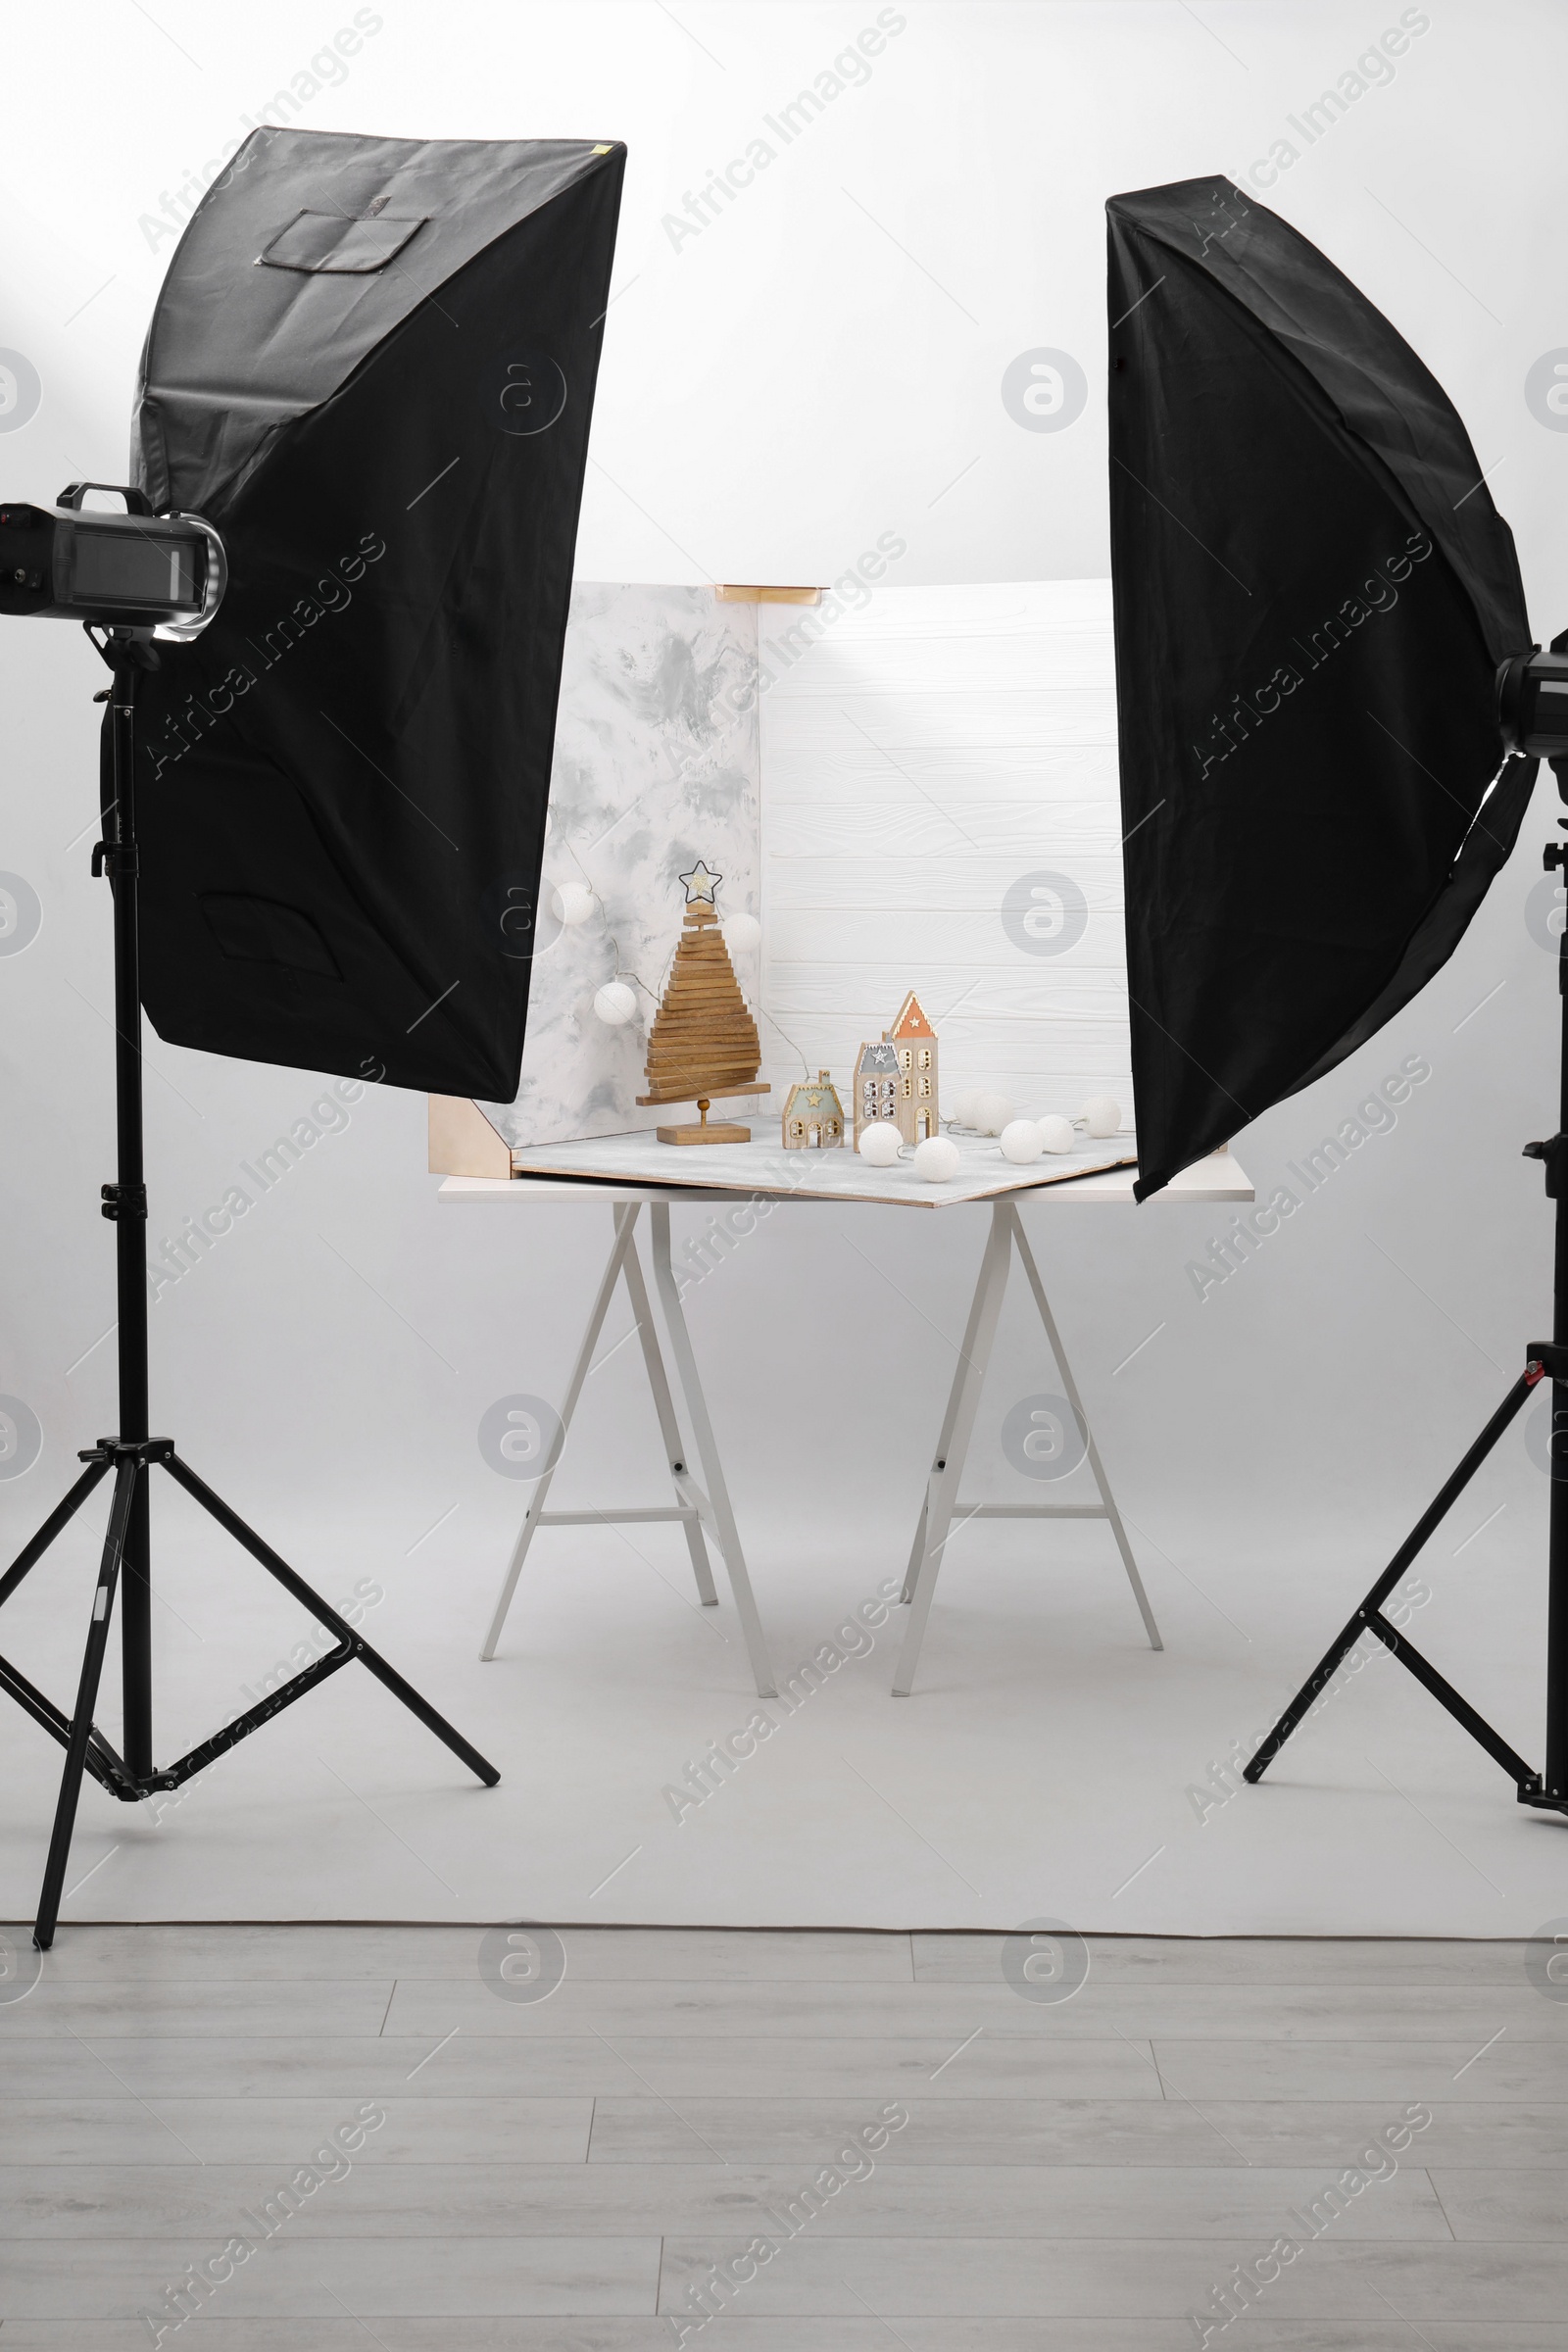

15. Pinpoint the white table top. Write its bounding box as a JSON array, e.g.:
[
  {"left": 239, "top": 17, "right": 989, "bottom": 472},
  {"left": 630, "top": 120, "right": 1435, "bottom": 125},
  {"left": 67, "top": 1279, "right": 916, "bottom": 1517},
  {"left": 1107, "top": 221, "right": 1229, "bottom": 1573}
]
[{"left": 438, "top": 1147, "right": 1252, "bottom": 1209}]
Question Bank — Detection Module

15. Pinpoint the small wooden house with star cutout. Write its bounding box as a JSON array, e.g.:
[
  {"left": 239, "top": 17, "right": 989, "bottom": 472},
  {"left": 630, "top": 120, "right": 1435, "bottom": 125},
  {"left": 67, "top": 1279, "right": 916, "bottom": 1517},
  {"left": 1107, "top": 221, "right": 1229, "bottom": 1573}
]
[{"left": 781, "top": 1070, "right": 845, "bottom": 1151}]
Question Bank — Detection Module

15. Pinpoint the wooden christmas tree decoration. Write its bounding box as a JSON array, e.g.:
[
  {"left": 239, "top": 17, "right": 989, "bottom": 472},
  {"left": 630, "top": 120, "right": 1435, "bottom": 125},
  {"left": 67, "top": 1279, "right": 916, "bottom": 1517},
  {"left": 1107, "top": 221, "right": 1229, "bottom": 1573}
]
[{"left": 637, "top": 861, "right": 769, "bottom": 1145}]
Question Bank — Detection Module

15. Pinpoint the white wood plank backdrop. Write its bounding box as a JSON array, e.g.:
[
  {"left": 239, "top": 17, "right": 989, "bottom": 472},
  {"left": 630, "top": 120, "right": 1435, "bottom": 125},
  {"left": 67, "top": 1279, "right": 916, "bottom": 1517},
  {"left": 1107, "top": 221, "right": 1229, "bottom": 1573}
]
[{"left": 758, "top": 582, "right": 1131, "bottom": 1121}]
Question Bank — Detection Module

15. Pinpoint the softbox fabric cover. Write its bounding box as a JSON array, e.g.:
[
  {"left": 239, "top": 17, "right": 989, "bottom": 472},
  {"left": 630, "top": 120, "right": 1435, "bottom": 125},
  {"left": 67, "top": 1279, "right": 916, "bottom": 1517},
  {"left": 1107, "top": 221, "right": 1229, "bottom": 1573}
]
[
  {"left": 1107, "top": 176, "right": 1536, "bottom": 1199},
  {"left": 127, "top": 127, "right": 624, "bottom": 1097}
]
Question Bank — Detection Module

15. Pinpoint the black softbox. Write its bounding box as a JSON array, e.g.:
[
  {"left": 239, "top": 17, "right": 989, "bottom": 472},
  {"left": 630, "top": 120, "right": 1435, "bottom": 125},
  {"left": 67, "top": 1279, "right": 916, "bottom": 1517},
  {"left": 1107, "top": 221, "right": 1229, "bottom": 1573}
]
[
  {"left": 1107, "top": 177, "right": 1536, "bottom": 1200},
  {"left": 127, "top": 127, "right": 624, "bottom": 1098}
]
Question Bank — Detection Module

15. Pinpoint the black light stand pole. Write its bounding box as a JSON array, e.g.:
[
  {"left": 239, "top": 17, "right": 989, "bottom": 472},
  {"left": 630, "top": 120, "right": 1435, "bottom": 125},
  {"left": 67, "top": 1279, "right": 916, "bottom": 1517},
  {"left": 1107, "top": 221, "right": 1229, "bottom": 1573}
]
[
  {"left": 1246, "top": 798, "right": 1568, "bottom": 1818},
  {"left": 0, "top": 628, "right": 499, "bottom": 1951},
  {"left": 106, "top": 642, "right": 152, "bottom": 1781},
  {"left": 1544, "top": 824, "right": 1568, "bottom": 1806}
]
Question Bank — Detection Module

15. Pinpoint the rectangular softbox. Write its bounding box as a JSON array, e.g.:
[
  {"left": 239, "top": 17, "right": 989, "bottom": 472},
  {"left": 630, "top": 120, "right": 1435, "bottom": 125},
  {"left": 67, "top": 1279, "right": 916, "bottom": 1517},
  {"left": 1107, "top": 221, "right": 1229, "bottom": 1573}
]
[
  {"left": 127, "top": 127, "right": 625, "bottom": 1097},
  {"left": 1107, "top": 178, "right": 1537, "bottom": 1199}
]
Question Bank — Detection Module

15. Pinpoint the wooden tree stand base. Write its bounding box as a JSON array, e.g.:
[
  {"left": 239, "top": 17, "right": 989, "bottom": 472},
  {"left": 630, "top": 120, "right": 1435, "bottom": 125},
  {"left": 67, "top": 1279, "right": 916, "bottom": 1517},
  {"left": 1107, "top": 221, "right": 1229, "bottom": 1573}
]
[{"left": 657, "top": 1098, "right": 750, "bottom": 1147}]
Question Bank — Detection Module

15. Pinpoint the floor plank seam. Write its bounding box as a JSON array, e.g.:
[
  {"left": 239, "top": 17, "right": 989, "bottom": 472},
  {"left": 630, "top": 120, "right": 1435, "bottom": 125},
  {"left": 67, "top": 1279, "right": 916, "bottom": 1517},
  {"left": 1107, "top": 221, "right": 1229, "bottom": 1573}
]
[{"left": 1424, "top": 2169, "right": 1461, "bottom": 2240}]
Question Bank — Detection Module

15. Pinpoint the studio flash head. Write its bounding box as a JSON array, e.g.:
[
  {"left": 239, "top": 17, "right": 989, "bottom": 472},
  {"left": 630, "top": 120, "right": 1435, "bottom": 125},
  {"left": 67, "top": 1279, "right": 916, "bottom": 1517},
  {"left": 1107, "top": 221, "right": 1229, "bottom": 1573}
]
[
  {"left": 0, "top": 481, "right": 224, "bottom": 639},
  {"left": 1497, "top": 644, "right": 1568, "bottom": 764}
]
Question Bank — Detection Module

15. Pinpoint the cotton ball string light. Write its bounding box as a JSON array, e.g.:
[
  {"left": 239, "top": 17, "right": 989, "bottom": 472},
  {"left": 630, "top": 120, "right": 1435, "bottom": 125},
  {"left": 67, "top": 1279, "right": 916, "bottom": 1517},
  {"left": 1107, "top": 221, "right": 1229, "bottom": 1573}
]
[
  {"left": 971, "top": 1090, "right": 1015, "bottom": 1137},
  {"left": 913, "top": 1134, "right": 960, "bottom": 1183},
  {"left": 550, "top": 881, "right": 595, "bottom": 927},
  {"left": 721, "top": 910, "right": 761, "bottom": 956},
  {"left": 592, "top": 980, "right": 637, "bottom": 1026},
  {"left": 952, "top": 1089, "right": 981, "bottom": 1127},
  {"left": 858, "top": 1122, "right": 903, "bottom": 1167},
  {"left": 1038, "top": 1114, "right": 1075, "bottom": 1154},
  {"left": 999, "top": 1118, "right": 1044, "bottom": 1165},
  {"left": 1079, "top": 1095, "right": 1123, "bottom": 1138}
]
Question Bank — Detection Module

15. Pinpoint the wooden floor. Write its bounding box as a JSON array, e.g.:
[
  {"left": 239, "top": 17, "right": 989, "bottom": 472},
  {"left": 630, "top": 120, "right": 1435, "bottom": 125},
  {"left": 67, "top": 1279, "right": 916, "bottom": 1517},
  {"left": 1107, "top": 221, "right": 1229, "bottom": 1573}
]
[{"left": 0, "top": 1925, "right": 1564, "bottom": 2347}]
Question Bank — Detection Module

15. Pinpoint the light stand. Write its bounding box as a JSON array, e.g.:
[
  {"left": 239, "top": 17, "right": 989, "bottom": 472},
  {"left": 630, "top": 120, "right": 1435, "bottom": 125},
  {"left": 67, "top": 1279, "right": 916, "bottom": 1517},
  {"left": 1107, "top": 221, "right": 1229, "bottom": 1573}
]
[
  {"left": 0, "top": 629, "right": 498, "bottom": 1949},
  {"left": 1247, "top": 764, "right": 1568, "bottom": 1817}
]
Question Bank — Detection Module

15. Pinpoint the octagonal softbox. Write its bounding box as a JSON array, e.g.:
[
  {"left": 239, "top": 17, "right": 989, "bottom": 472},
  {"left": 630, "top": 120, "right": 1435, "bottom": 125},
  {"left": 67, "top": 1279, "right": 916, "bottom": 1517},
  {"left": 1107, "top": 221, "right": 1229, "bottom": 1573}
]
[
  {"left": 1107, "top": 176, "right": 1537, "bottom": 1199},
  {"left": 127, "top": 126, "right": 624, "bottom": 1096}
]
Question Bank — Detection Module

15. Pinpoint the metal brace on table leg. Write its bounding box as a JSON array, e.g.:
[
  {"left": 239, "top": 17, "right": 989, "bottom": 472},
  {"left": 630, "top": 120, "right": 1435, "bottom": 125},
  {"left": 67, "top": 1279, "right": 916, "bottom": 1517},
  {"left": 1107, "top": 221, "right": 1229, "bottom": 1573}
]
[
  {"left": 649, "top": 1201, "right": 777, "bottom": 1700},
  {"left": 893, "top": 1202, "right": 1014, "bottom": 1697},
  {"left": 901, "top": 1208, "right": 1004, "bottom": 1606},
  {"left": 481, "top": 1202, "right": 644, "bottom": 1659},
  {"left": 619, "top": 1226, "right": 719, "bottom": 1608},
  {"left": 1007, "top": 1205, "right": 1162, "bottom": 1651},
  {"left": 482, "top": 1203, "right": 726, "bottom": 1659}
]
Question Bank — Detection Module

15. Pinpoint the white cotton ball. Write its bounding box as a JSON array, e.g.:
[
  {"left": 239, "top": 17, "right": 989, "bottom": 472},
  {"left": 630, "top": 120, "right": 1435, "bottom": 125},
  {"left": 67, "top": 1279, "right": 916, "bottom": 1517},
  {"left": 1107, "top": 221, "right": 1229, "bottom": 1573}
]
[
  {"left": 1038, "top": 1114, "right": 1076, "bottom": 1154},
  {"left": 913, "top": 1134, "right": 960, "bottom": 1183},
  {"left": 1000, "top": 1118, "right": 1044, "bottom": 1165},
  {"left": 593, "top": 981, "right": 637, "bottom": 1026},
  {"left": 858, "top": 1122, "right": 902, "bottom": 1166},
  {"left": 973, "top": 1090, "right": 1015, "bottom": 1137},
  {"left": 952, "top": 1090, "right": 981, "bottom": 1127},
  {"left": 721, "top": 910, "right": 761, "bottom": 955},
  {"left": 1080, "top": 1094, "right": 1123, "bottom": 1138},
  {"left": 550, "top": 882, "right": 595, "bottom": 927}
]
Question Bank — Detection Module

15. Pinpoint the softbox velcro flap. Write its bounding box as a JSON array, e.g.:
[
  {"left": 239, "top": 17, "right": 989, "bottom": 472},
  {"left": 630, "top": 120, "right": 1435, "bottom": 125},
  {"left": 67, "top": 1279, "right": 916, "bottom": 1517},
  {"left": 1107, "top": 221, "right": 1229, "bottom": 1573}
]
[
  {"left": 258, "top": 209, "right": 428, "bottom": 273},
  {"left": 1107, "top": 177, "right": 1536, "bottom": 1199}
]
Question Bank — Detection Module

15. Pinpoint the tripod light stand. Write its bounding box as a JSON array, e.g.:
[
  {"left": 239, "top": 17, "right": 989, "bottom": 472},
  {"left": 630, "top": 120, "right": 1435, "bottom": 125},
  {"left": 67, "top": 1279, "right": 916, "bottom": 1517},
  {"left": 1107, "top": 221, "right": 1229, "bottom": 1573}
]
[
  {"left": 1, "top": 126, "right": 623, "bottom": 1939},
  {"left": 1247, "top": 667, "right": 1568, "bottom": 1817},
  {"left": 0, "top": 622, "right": 498, "bottom": 1951}
]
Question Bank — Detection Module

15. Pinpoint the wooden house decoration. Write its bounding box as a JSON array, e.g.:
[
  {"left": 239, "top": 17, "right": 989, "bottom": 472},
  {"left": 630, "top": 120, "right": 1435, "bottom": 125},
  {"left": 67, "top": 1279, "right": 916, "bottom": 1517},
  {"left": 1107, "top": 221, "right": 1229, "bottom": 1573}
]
[
  {"left": 889, "top": 990, "right": 940, "bottom": 1142},
  {"left": 855, "top": 990, "right": 940, "bottom": 1147},
  {"left": 637, "top": 861, "right": 769, "bottom": 1145},
  {"left": 854, "top": 1039, "right": 901, "bottom": 1147},
  {"left": 781, "top": 1070, "right": 845, "bottom": 1151}
]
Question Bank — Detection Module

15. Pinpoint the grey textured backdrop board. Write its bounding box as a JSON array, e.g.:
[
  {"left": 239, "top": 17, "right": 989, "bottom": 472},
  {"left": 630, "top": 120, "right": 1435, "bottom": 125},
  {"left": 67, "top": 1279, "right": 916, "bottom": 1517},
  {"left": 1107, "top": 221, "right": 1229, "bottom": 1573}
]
[{"left": 479, "top": 582, "right": 760, "bottom": 1148}]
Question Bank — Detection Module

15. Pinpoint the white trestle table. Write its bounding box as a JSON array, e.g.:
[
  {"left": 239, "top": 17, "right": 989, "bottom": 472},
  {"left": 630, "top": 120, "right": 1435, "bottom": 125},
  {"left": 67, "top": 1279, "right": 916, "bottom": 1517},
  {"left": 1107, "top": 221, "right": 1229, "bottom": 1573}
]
[{"left": 440, "top": 1149, "right": 1252, "bottom": 1698}]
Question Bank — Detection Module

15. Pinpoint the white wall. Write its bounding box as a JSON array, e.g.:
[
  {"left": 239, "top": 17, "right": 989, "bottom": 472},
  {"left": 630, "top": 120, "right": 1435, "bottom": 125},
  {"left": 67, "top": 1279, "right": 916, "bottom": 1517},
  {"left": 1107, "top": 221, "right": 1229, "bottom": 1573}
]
[{"left": 3, "top": 2, "right": 1566, "bottom": 1836}]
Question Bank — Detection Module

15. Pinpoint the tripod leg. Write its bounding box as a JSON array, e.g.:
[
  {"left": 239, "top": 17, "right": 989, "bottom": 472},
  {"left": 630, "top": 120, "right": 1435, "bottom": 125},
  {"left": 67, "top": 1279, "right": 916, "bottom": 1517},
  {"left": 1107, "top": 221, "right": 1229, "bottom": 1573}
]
[
  {"left": 344, "top": 1642, "right": 499, "bottom": 1786},
  {"left": 162, "top": 1455, "right": 500, "bottom": 1787},
  {"left": 33, "top": 1459, "right": 139, "bottom": 1950},
  {"left": 0, "top": 1456, "right": 113, "bottom": 1612},
  {"left": 1246, "top": 1366, "right": 1542, "bottom": 1786}
]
